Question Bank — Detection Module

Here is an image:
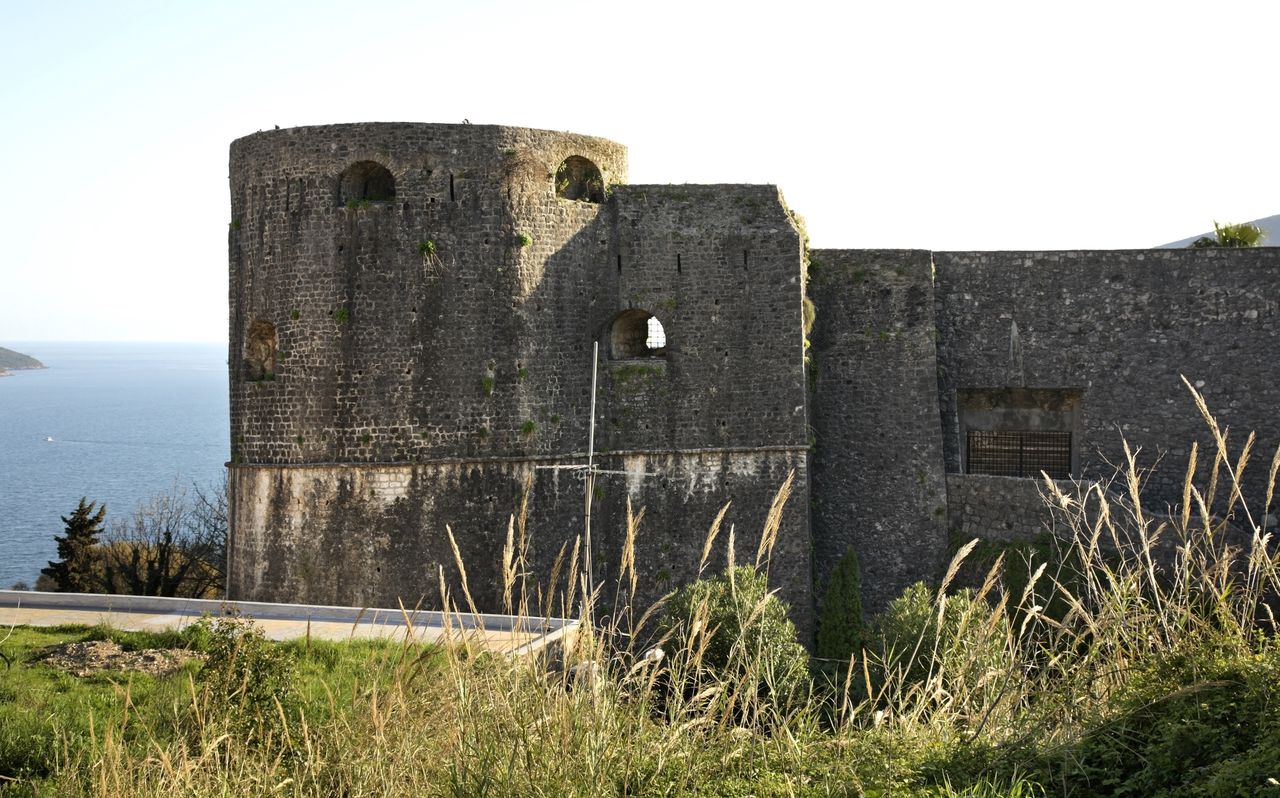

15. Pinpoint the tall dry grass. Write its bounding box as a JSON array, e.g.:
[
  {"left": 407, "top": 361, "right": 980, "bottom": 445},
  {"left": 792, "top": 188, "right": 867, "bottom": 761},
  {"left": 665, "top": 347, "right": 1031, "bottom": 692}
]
[
  {"left": 854, "top": 379, "right": 1277, "bottom": 729},
  {"left": 32, "top": 381, "right": 1280, "bottom": 796}
]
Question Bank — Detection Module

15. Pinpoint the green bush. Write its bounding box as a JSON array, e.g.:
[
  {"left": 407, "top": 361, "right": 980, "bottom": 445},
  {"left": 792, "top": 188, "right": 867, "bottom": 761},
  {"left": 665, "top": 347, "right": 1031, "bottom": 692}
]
[
  {"left": 661, "top": 566, "right": 809, "bottom": 716},
  {"left": 191, "top": 613, "right": 297, "bottom": 736},
  {"left": 816, "top": 548, "right": 864, "bottom": 667},
  {"left": 1045, "top": 637, "right": 1280, "bottom": 797},
  {"left": 867, "top": 582, "right": 1010, "bottom": 704}
]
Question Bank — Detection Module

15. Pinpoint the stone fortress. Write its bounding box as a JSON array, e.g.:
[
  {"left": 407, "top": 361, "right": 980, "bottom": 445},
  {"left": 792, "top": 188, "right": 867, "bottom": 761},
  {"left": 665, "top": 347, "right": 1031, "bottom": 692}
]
[{"left": 226, "top": 123, "right": 1280, "bottom": 638}]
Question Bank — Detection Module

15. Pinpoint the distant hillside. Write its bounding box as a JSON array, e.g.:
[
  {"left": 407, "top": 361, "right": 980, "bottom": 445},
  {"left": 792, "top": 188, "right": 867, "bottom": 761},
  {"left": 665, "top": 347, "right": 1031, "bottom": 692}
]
[
  {"left": 1160, "top": 213, "right": 1280, "bottom": 248},
  {"left": 0, "top": 346, "right": 45, "bottom": 376}
]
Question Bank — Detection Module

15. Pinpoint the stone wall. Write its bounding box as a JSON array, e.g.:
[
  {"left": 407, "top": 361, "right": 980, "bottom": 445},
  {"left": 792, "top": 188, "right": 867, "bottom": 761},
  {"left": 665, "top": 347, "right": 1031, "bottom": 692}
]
[
  {"left": 226, "top": 123, "right": 1280, "bottom": 639},
  {"left": 807, "top": 250, "right": 949, "bottom": 612},
  {"left": 228, "top": 449, "right": 810, "bottom": 638},
  {"left": 227, "top": 123, "right": 813, "bottom": 637},
  {"left": 934, "top": 248, "right": 1280, "bottom": 516},
  {"left": 945, "top": 473, "right": 1060, "bottom": 544},
  {"left": 228, "top": 123, "right": 627, "bottom": 466}
]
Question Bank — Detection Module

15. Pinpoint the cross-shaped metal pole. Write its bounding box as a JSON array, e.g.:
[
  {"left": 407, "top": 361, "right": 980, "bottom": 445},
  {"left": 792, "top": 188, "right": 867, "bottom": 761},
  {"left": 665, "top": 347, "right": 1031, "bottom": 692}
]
[{"left": 536, "top": 340, "right": 660, "bottom": 621}]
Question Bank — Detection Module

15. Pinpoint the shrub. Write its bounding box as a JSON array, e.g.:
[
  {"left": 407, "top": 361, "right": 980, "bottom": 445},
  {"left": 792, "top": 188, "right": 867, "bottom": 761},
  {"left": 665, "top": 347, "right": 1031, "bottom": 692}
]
[
  {"left": 867, "top": 582, "right": 1011, "bottom": 711},
  {"left": 660, "top": 566, "right": 809, "bottom": 718},
  {"left": 816, "top": 548, "right": 864, "bottom": 667},
  {"left": 1045, "top": 637, "right": 1280, "bottom": 796},
  {"left": 192, "top": 612, "right": 297, "bottom": 737}
]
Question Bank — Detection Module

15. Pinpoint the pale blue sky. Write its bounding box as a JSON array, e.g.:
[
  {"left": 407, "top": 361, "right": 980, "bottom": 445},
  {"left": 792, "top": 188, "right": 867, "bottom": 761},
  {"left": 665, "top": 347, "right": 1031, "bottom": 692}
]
[{"left": 2, "top": 0, "right": 1277, "bottom": 342}]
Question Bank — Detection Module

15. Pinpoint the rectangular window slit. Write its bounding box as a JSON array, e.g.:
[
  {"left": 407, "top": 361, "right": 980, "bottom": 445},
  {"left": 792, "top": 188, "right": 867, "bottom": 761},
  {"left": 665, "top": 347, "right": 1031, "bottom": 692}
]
[
  {"left": 617, "top": 254, "right": 622, "bottom": 274},
  {"left": 676, "top": 254, "right": 682, "bottom": 273},
  {"left": 743, "top": 251, "right": 749, "bottom": 268},
  {"left": 449, "top": 174, "right": 456, "bottom": 202}
]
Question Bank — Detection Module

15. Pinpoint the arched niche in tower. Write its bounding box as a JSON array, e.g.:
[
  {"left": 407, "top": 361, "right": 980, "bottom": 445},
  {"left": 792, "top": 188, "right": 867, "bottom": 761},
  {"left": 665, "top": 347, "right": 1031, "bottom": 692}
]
[
  {"left": 555, "top": 156, "right": 605, "bottom": 203},
  {"left": 244, "top": 319, "right": 277, "bottom": 380},
  {"left": 338, "top": 160, "right": 396, "bottom": 206},
  {"left": 609, "top": 309, "right": 667, "bottom": 359}
]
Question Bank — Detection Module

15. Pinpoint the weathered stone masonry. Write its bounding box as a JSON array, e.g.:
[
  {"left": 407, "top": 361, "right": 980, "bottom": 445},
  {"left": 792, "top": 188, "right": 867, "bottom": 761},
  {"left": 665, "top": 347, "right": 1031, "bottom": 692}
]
[
  {"left": 228, "top": 122, "right": 1280, "bottom": 635},
  {"left": 806, "top": 250, "right": 949, "bottom": 611},
  {"left": 227, "top": 123, "right": 811, "bottom": 636},
  {"left": 810, "top": 247, "right": 1280, "bottom": 614}
]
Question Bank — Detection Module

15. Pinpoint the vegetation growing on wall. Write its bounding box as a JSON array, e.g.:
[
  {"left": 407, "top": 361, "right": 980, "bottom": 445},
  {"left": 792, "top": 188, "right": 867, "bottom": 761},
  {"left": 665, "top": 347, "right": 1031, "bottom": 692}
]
[
  {"left": 609, "top": 362, "right": 663, "bottom": 386},
  {"left": 1189, "top": 220, "right": 1267, "bottom": 248}
]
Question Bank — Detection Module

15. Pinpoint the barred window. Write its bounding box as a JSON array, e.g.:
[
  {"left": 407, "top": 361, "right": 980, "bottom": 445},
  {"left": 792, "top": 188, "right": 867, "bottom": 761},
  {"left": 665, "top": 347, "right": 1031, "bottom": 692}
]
[
  {"left": 645, "top": 316, "right": 666, "bottom": 350},
  {"left": 966, "top": 430, "right": 1071, "bottom": 479},
  {"left": 610, "top": 309, "right": 667, "bottom": 358}
]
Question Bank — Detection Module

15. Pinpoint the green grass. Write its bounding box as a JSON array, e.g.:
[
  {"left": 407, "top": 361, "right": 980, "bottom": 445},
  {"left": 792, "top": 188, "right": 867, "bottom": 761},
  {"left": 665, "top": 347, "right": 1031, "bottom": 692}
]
[
  {"left": 2, "top": 382, "right": 1278, "bottom": 796},
  {"left": 0, "top": 625, "right": 196, "bottom": 787},
  {"left": 0, "top": 622, "right": 442, "bottom": 795}
]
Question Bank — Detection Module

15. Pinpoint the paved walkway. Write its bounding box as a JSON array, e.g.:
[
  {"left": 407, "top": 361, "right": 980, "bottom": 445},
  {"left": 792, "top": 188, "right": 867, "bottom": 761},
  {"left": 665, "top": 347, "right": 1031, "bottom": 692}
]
[{"left": 0, "top": 590, "right": 576, "bottom": 656}]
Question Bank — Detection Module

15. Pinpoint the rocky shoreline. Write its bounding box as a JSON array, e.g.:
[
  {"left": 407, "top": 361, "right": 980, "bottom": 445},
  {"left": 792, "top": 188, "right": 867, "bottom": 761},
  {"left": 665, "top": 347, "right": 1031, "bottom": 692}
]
[{"left": 0, "top": 346, "right": 46, "bottom": 377}]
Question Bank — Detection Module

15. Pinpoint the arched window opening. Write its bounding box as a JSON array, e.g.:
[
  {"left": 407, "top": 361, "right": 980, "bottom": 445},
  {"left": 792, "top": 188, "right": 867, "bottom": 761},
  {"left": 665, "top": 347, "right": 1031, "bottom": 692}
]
[
  {"left": 610, "top": 309, "right": 667, "bottom": 359},
  {"left": 244, "top": 320, "right": 277, "bottom": 380},
  {"left": 339, "top": 161, "right": 396, "bottom": 206},
  {"left": 555, "top": 156, "right": 605, "bottom": 203}
]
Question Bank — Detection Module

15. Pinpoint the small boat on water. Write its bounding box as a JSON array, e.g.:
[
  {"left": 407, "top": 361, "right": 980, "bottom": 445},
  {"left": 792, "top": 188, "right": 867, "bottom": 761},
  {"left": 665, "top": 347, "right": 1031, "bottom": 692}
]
[{"left": 44, "top": 436, "right": 54, "bottom": 443}]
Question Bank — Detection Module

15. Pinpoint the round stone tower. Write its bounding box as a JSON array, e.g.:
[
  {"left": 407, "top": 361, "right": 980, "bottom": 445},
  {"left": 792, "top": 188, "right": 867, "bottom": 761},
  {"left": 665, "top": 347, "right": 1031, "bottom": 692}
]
[
  {"left": 227, "top": 124, "right": 629, "bottom": 605},
  {"left": 226, "top": 123, "right": 812, "bottom": 639},
  {"left": 228, "top": 123, "right": 627, "bottom": 469}
]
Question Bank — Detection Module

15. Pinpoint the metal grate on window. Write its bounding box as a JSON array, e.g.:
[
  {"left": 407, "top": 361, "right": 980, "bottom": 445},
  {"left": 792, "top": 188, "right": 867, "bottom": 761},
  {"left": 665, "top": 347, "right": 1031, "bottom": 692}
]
[
  {"left": 645, "top": 316, "right": 667, "bottom": 350},
  {"left": 966, "top": 430, "right": 1072, "bottom": 479}
]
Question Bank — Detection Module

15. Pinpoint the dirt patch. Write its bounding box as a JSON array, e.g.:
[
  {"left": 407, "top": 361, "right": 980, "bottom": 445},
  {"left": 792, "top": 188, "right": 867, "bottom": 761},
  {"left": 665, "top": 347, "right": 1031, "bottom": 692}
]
[{"left": 40, "top": 639, "right": 203, "bottom": 677}]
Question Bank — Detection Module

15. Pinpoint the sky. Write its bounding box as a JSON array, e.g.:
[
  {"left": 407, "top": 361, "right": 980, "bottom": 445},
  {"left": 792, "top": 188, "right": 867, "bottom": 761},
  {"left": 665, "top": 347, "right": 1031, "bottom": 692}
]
[{"left": 1, "top": 0, "right": 1277, "bottom": 342}]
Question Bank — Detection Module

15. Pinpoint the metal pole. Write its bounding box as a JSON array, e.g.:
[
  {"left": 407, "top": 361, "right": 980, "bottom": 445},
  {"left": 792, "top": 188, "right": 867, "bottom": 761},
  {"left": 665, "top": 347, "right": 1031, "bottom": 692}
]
[{"left": 583, "top": 341, "right": 599, "bottom": 614}]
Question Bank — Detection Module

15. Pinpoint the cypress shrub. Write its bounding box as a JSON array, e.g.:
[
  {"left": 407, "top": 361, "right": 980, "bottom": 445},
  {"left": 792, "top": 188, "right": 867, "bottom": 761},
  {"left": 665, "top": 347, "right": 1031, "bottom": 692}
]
[{"left": 816, "top": 548, "right": 865, "bottom": 665}]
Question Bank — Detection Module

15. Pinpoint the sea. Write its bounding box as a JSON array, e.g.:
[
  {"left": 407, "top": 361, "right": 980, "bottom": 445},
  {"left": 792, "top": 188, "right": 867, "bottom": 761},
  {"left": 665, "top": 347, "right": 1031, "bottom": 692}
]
[{"left": 0, "top": 342, "right": 228, "bottom": 588}]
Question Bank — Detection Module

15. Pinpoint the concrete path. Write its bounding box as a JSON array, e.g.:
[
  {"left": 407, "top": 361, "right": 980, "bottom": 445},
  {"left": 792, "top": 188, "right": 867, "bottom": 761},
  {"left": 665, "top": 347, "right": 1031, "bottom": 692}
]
[{"left": 0, "top": 590, "right": 576, "bottom": 656}]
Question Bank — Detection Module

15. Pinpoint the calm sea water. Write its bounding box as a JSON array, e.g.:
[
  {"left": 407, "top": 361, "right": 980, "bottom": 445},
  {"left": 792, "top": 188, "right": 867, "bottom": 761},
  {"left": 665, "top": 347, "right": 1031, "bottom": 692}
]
[{"left": 0, "top": 342, "right": 228, "bottom": 588}]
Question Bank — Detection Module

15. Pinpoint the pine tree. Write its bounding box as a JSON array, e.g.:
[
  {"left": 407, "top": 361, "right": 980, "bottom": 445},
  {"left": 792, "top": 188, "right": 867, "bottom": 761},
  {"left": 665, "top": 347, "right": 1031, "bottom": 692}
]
[{"left": 40, "top": 497, "right": 107, "bottom": 592}]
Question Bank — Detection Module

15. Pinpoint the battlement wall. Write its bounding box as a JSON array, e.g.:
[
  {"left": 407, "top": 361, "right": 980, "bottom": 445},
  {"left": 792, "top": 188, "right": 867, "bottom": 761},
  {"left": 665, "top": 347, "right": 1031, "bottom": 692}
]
[
  {"left": 229, "top": 123, "right": 626, "bottom": 465},
  {"left": 934, "top": 248, "right": 1280, "bottom": 513},
  {"left": 227, "top": 122, "right": 1280, "bottom": 641},
  {"left": 227, "top": 124, "right": 814, "bottom": 636},
  {"left": 600, "top": 184, "right": 808, "bottom": 453}
]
